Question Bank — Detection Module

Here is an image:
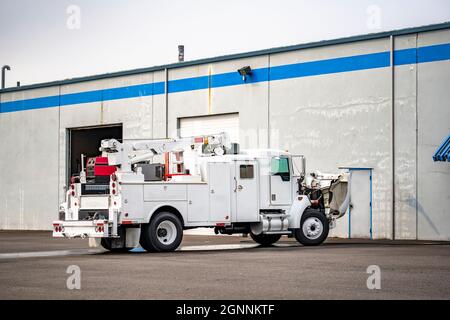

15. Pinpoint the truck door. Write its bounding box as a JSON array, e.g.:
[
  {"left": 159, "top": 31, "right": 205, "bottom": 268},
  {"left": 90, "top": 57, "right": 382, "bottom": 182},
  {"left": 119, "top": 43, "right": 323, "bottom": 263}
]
[
  {"left": 269, "top": 156, "right": 292, "bottom": 205},
  {"left": 234, "top": 161, "right": 259, "bottom": 222}
]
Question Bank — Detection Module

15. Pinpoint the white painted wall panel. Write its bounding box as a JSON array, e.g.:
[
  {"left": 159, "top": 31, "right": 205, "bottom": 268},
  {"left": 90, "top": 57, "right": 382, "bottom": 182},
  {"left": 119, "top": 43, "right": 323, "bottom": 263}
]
[
  {"left": 0, "top": 88, "right": 59, "bottom": 230},
  {"left": 393, "top": 34, "right": 418, "bottom": 240},
  {"left": 269, "top": 62, "right": 393, "bottom": 239},
  {"left": 416, "top": 29, "right": 450, "bottom": 240},
  {"left": 58, "top": 73, "right": 155, "bottom": 203},
  {"left": 416, "top": 63, "right": 450, "bottom": 240}
]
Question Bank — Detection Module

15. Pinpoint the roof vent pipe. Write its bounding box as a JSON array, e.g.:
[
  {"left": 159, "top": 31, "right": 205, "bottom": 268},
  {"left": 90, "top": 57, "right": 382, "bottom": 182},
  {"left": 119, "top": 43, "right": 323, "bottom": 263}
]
[
  {"left": 1, "top": 65, "right": 11, "bottom": 89},
  {"left": 178, "top": 45, "right": 184, "bottom": 62}
]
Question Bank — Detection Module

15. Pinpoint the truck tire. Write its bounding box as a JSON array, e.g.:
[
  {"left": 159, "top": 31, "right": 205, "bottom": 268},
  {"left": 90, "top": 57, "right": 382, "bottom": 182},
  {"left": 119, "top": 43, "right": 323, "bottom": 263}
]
[
  {"left": 140, "top": 212, "right": 183, "bottom": 252},
  {"left": 294, "top": 209, "right": 329, "bottom": 246},
  {"left": 250, "top": 233, "right": 282, "bottom": 246}
]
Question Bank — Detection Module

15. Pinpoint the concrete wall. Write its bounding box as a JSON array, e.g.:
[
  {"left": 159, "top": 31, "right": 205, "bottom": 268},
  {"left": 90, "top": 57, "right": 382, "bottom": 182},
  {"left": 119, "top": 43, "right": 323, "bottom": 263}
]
[
  {"left": 394, "top": 34, "right": 419, "bottom": 240},
  {"left": 58, "top": 73, "right": 156, "bottom": 206},
  {"left": 0, "top": 87, "right": 59, "bottom": 230},
  {"left": 269, "top": 38, "right": 393, "bottom": 239},
  {"left": 416, "top": 30, "right": 450, "bottom": 240},
  {"left": 1, "top": 27, "right": 449, "bottom": 240}
]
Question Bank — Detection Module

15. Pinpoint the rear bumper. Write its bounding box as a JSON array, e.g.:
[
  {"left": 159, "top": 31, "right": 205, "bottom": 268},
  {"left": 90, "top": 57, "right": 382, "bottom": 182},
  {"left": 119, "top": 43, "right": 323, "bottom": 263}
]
[{"left": 52, "top": 220, "right": 110, "bottom": 238}]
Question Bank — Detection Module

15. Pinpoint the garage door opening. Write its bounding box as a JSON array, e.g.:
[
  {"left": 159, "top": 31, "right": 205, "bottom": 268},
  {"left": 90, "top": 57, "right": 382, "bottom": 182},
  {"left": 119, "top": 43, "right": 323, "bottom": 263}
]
[
  {"left": 178, "top": 113, "right": 239, "bottom": 142},
  {"left": 67, "top": 124, "right": 122, "bottom": 183}
]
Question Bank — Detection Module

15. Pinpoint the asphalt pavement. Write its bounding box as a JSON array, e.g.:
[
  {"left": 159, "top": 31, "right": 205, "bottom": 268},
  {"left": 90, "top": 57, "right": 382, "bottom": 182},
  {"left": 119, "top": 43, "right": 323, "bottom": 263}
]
[{"left": 0, "top": 230, "right": 449, "bottom": 299}]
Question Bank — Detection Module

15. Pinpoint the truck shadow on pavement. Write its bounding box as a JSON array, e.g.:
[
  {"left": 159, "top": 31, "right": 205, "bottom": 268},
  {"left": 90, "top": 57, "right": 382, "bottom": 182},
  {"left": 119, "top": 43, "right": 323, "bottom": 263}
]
[{"left": 97, "top": 239, "right": 449, "bottom": 256}]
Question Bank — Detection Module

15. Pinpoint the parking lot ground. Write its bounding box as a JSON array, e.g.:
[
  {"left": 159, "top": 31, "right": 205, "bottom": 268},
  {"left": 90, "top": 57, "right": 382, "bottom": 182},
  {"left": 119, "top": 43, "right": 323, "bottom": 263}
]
[{"left": 0, "top": 231, "right": 449, "bottom": 299}]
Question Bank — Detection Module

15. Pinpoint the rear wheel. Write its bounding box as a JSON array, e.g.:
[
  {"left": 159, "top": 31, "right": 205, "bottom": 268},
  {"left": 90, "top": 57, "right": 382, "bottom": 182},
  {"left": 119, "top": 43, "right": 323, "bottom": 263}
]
[
  {"left": 250, "top": 233, "right": 282, "bottom": 246},
  {"left": 294, "top": 209, "right": 329, "bottom": 246},
  {"left": 140, "top": 212, "right": 183, "bottom": 252}
]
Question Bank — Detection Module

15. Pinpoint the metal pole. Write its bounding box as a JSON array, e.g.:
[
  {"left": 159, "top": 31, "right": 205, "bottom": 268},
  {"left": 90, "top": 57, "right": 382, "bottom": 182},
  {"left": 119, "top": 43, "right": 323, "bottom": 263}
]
[
  {"left": 390, "top": 35, "right": 396, "bottom": 240},
  {"left": 1, "top": 65, "right": 11, "bottom": 89},
  {"left": 165, "top": 68, "right": 169, "bottom": 138}
]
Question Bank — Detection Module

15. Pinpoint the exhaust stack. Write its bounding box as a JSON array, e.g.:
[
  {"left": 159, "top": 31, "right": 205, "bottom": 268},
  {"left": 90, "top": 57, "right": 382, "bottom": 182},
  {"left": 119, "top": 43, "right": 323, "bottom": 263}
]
[{"left": 178, "top": 45, "right": 184, "bottom": 62}]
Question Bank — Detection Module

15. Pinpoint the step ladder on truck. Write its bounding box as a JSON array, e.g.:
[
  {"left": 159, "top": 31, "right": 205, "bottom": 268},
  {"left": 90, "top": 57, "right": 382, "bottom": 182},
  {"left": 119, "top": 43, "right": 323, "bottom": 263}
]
[{"left": 53, "top": 133, "right": 351, "bottom": 252}]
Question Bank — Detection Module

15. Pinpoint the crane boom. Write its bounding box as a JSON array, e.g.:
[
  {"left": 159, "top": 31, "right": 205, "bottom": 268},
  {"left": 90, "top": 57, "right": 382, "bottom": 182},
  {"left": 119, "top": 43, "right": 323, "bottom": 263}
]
[{"left": 99, "top": 132, "right": 230, "bottom": 171}]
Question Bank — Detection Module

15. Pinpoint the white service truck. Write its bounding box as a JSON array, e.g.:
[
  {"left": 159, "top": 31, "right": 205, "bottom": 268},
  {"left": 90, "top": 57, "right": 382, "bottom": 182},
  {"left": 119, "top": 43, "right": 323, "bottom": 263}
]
[{"left": 53, "top": 133, "right": 350, "bottom": 252}]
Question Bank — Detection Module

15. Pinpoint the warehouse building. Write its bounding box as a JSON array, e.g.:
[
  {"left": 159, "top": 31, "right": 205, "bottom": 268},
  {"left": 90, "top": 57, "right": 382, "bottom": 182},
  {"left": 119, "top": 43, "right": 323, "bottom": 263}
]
[{"left": 0, "top": 22, "right": 449, "bottom": 240}]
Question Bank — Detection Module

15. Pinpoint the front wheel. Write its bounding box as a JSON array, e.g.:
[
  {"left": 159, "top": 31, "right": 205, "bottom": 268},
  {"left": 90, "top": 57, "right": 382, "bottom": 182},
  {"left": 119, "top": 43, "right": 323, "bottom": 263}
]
[
  {"left": 294, "top": 209, "right": 329, "bottom": 246},
  {"left": 140, "top": 212, "right": 183, "bottom": 252},
  {"left": 250, "top": 233, "right": 282, "bottom": 246}
]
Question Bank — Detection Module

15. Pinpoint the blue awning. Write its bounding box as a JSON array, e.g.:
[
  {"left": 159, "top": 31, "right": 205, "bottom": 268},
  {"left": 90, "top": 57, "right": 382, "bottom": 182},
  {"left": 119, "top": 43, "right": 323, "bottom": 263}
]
[{"left": 433, "top": 134, "right": 450, "bottom": 162}]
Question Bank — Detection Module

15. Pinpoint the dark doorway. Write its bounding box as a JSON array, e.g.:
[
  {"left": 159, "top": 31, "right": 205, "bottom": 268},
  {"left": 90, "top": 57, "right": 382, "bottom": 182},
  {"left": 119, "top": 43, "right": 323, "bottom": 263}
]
[{"left": 67, "top": 124, "right": 122, "bottom": 182}]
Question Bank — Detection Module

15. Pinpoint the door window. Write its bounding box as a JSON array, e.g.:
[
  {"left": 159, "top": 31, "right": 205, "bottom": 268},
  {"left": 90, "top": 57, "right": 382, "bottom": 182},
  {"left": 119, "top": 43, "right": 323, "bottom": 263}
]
[
  {"left": 240, "top": 165, "right": 254, "bottom": 179},
  {"left": 270, "top": 157, "right": 290, "bottom": 181}
]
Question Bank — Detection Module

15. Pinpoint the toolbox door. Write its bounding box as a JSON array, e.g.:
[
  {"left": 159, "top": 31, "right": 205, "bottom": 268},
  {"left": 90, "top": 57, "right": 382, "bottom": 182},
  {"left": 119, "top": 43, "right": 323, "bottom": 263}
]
[{"left": 234, "top": 161, "right": 259, "bottom": 222}]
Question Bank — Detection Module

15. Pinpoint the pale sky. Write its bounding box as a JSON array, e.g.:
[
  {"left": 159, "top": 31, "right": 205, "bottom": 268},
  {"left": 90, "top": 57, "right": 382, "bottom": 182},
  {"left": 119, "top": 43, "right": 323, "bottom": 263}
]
[{"left": 1, "top": 0, "right": 449, "bottom": 87}]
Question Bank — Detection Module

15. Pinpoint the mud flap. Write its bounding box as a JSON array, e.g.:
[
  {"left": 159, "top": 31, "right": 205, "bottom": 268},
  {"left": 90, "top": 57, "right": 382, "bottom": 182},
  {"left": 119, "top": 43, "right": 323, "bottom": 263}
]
[
  {"left": 89, "top": 238, "right": 101, "bottom": 248},
  {"left": 125, "top": 227, "right": 140, "bottom": 248}
]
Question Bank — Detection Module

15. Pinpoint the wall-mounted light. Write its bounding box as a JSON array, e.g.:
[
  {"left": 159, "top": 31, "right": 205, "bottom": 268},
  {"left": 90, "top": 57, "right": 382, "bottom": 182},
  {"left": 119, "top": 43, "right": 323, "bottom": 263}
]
[{"left": 237, "top": 66, "right": 252, "bottom": 82}]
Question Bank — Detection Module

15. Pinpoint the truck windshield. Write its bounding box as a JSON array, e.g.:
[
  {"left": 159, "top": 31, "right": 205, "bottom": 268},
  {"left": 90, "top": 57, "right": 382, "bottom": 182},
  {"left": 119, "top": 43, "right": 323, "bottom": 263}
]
[{"left": 271, "top": 157, "right": 290, "bottom": 181}]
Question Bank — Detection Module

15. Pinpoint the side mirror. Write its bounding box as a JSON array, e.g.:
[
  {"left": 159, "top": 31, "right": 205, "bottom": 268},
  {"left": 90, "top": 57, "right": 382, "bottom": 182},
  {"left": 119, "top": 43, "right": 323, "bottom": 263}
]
[{"left": 301, "top": 156, "right": 306, "bottom": 177}]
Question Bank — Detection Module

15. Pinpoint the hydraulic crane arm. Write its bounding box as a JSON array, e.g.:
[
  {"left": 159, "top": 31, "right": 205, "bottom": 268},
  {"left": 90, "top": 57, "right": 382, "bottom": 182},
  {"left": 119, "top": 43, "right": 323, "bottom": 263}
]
[{"left": 99, "top": 133, "right": 230, "bottom": 171}]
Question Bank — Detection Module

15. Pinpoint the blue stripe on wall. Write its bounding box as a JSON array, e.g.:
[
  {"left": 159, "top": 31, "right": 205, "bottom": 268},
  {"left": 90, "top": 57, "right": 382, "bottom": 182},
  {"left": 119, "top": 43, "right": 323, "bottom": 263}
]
[
  {"left": 60, "top": 89, "right": 103, "bottom": 106},
  {"left": 418, "top": 43, "right": 450, "bottom": 63},
  {"left": 394, "top": 48, "right": 417, "bottom": 65},
  {"left": 1, "top": 43, "right": 450, "bottom": 114},
  {"left": 0, "top": 95, "right": 60, "bottom": 113},
  {"left": 270, "top": 51, "right": 390, "bottom": 81},
  {"left": 168, "top": 75, "right": 209, "bottom": 93}
]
